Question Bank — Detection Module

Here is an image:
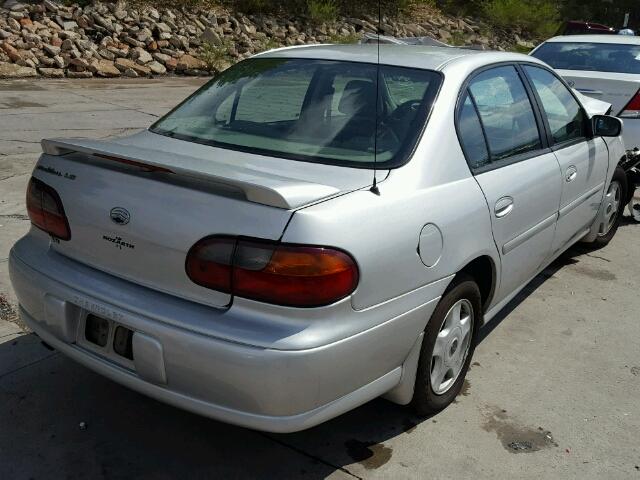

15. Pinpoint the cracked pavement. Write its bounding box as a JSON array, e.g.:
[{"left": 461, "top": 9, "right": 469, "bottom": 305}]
[{"left": 1, "top": 77, "right": 640, "bottom": 479}]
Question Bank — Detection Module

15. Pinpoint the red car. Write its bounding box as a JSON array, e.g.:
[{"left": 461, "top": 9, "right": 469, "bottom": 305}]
[{"left": 556, "top": 21, "right": 617, "bottom": 36}]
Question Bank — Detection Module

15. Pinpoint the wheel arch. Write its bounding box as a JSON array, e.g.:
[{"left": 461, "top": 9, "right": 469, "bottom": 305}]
[{"left": 456, "top": 255, "right": 497, "bottom": 313}]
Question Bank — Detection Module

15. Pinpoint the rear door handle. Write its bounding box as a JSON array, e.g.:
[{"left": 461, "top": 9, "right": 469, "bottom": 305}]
[
  {"left": 566, "top": 166, "right": 578, "bottom": 182},
  {"left": 495, "top": 196, "right": 514, "bottom": 218}
]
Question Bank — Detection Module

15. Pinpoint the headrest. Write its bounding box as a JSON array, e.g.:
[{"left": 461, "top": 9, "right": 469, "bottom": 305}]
[{"left": 338, "top": 80, "right": 376, "bottom": 116}]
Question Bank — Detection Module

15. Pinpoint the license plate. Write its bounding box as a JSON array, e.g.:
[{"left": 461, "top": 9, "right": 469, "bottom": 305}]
[{"left": 84, "top": 314, "right": 134, "bottom": 360}]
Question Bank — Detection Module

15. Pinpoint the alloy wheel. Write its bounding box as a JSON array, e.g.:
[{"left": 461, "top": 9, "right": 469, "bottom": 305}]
[
  {"left": 430, "top": 298, "right": 474, "bottom": 395},
  {"left": 599, "top": 180, "right": 622, "bottom": 237}
]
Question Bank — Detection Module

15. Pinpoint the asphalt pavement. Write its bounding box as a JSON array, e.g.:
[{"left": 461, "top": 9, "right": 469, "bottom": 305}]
[{"left": 1, "top": 77, "right": 639, "bottom": 479}]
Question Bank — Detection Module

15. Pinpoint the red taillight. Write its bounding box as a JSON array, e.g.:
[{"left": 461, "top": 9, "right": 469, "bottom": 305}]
[
  {"left": 186, "top": 237, "right": 359, "bottom": 307},
  {"left": 26, "top": 177, "right": 71, "bottom": 240},
  {"left": 619, "top": 88, "right": 640, "bottom": 118},
  {"left": 185, "top": 237, "right": 235, "bottom": 293}
]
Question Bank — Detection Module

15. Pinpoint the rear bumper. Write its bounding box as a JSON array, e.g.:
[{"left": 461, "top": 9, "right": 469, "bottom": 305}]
[{"left": 9, "top": 233, "right": 442, "bottom": 432}]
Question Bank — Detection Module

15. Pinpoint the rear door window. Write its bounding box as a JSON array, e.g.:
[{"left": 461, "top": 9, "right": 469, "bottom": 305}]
[
  {"left": 457, "top": 93, "right": 490, "bottom": 169},
  {"left": 523, "top": 65, "right": 587, "bottom": 145},
  {"left": 467, "top": 66, "right": 542, "bottom": 162}
]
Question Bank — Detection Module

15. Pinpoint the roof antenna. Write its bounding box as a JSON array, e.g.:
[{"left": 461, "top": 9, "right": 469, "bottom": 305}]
[{"left": 369, "top": 0, "right": 381, "bottom": 196}]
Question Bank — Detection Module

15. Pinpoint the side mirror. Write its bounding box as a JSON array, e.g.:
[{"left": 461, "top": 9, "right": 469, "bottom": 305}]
[{"left": 592, "top": 115, "right": 623, "bottom": 137}]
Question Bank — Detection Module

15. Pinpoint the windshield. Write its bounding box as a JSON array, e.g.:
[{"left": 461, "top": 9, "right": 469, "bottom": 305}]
[
  {"left": 151, "top": 58, "right": 441, "bottom": 168},
  {"left": 532, "top": 42, "right": 640, "bottom": 74}
]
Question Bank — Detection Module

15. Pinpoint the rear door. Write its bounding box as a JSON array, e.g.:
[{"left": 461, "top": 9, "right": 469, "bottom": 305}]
[
  {"left": 523, "top": 65, "right": 609, "bottom": 253},
  {"left": 457, "top": 65, "right": 562, "bottom": 302}
]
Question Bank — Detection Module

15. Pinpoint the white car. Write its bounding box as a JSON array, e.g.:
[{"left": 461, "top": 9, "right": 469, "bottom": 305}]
[{"left": 530, "top": 35, "right": 640, "bottom": 151}]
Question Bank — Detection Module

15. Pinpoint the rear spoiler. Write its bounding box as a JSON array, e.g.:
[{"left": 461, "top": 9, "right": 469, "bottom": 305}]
[{"left": 41, "top": 138, "right": 340, "bottom": 210}]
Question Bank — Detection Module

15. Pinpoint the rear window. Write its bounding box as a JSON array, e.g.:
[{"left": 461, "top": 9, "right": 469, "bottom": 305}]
[
  {"left": 151, "top": 58, "right": 441, "bottom": 168},
  {"left": 532, "top": 42, "right": 640, "bottom": 74}
]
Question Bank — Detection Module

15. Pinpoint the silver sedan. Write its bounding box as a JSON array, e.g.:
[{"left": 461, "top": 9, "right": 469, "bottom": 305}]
[{"left": 9, "top": 45, "right": 627, "bottom": 432}]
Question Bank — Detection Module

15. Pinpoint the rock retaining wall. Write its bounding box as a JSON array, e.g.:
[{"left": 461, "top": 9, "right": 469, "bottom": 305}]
[{"left": 0, "top": 0, "right": 535, "bottom": 79}]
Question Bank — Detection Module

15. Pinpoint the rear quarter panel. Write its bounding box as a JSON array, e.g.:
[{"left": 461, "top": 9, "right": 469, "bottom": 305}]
[{"left": 283, "top": 67, "right": 500, "bottom": 313}]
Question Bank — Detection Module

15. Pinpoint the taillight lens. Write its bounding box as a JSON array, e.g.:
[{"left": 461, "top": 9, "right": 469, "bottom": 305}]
[
  {"left": 619, "top": 88, "right": 640, "bottom": 118},
  {"left": 26, "top": 177, "right": 71, "bottom": 240},
  {"left": 185, "top": 237, "right": 235, "bottom": 293},
  {"left": 186, "top": 237, "right": 359, "bottom": 307}
]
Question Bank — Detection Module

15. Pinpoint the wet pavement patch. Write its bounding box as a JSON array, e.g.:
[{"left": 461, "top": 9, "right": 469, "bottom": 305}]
[
  {"left": 571, "top": 265, "right": 616, "bottom": 282},
  {"left": 482, "top": 407, "right": 558, "bottom": 454},
  {"left": 344, "top": 439, "right": 392, "bottom": 469},
  {"left": 0, "top": 97, "right": 47, "bottom": 109}
]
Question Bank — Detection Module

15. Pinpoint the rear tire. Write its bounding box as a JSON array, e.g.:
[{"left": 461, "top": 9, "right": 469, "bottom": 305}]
[
  {"left": 587, "top": 167, "right": 627, "bottom": 248},
  {"left": 411, "top": 275, "right": 481, "bottom": 416}
]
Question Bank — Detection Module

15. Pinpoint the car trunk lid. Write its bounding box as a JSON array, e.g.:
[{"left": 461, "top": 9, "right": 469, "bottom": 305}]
[
  {"left": 35, "top": 131, "right": 380, "bottom": 308},
  {"left": 557, "top": 69, "right": 640, "bottom": 114}
]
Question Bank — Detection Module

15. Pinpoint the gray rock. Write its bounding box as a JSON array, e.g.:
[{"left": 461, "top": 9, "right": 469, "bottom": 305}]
[
  {"left": 43, "top": 44, "right": 61, "bottom": 56},
  {"left": 0, "top": 29, "right": 11, "bottom": 40},
  {"left": 60, "top": 30, "right": 80, "bottom": 40},
  {"left": 145, "top": 7, "right": 160, "bottom": 21},
  {"left": 155, "top": 22, "right": 171, "bottom": 33},
  {"left": 0, "top": 61, "right": 36, "bottom": 78},
  {"left": 123, "top": 36, "right": 145, "bottom": 48},
  {"left": 38, "top": 66, "right": 64, "bottom": 77},
  {"left": 91, "top": 13, "right": 113, "bottom": 31},
  {"left": 115, "top": 57, "right": 150, "bottom": 75},
  {"left": 98, "top": 48, "right": 115, "bottom": 60},
  {"left": 60, "top": 38, "right": 74, "bottom": 50},
  {"left": 68, "top": 57, "right": 89, "bottom": 71},
  {"left": 122, "top": 67, "right": 137, "bottom": 77},
  {"left": 89, "top": 58, "right": 120, "bottom": 77},
  {"left": 201, "top": 27, "right": 221, "bottom": 46},
  {"left": 147, "top": 60, "right": 166, "bottom": 74},
  {"left": 152, "top": 51, "right": 171, "bottom": 64},
  {"left": 37, "top": 54, "right": 54, "bottom": 64},
  {"left": 131, "top": 46, "right": 152, "bottom": 64},
  {"left": 62, "top": 21, "right": 78, "bottom": 31},
  {"left": 3, "top": 0, "right": 26, "bottom": 12},
  {"left": 43, "top": 0, "right": 58, "bottom": 12},
  {"left": 240, "top": 23, "right": 256, "bottom": 36},
  {"left": 66, "top": 70, "right": 92, "bottom": 78},
  {"left": 7, "top": 17, "right": 21, "bottom": 31}
]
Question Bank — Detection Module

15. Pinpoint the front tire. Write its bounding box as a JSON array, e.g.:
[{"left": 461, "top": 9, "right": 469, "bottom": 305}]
[
  {"left": 411, "top": 275, "right": 481, "bottom": 416},
  {"left": 588, "top": 167, "right": 627, "bottom": 247}
]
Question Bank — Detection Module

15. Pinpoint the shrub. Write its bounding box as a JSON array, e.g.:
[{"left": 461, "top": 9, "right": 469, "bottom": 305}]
[
  {"left": 230, "top": 0, "right": 272, "bottom": 14},
  {"left": 482, "top": 0, "right": 559, "bottom": 36},
  {"left": 328, "top": 32, "right": 361, "bottom": 44},
  {"left": 307, "top": 0, "right": 339, "bottom": 22},
  {"left": 256, "top": 38, "right": 281, "bottom": 53},
  {"left": 200, "top": 39, "right": 234, "bottom": 71}
]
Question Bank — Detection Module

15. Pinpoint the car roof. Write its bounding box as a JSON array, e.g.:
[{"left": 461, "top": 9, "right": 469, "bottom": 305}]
[
  {"left": 258, "top": 44, "right": 537, "bottom": 71},
  {"left": 544, "top": 34, "right": 640, "bottom": 45}
]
